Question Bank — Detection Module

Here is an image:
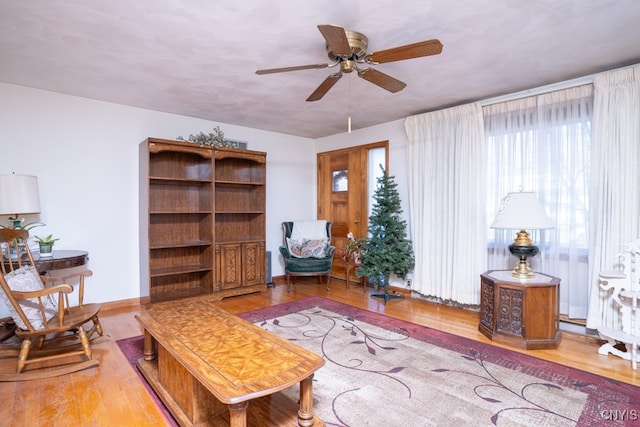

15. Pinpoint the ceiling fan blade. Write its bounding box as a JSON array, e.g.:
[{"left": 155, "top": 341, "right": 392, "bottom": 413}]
[
  {"left": 317, "top": 24, "right": 352, "bottom": 56},
  {"left": 256, "top": 63, "right": 328, "bottom": 75},
  {"left": 368, "top": 39, "right": 443, "bottom": 64},
  {"left": 358, "top": 68, "right": 406, "bottom": 93},
  {"left": 306, "top": 73, "right": 342, "bottom": 102}
]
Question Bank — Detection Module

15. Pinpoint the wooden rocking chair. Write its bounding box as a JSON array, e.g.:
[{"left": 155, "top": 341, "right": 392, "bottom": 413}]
[{"left": 0, "top": 229, "right": 103, "bottom": 381}]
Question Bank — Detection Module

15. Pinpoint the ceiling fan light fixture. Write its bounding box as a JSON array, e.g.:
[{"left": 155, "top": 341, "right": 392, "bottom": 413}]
[{"left": 341, "top": 60, "right": 356, "bottom": 73}]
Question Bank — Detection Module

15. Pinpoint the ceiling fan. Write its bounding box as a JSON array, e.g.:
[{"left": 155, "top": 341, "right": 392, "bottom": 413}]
[{"left": 255, "top": 24, "right": 443, "bottom": 102}]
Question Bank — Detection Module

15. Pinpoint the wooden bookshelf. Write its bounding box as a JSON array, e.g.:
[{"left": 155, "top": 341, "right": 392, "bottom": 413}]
[{"left": 139, "top": 139, "right": 266, "bottom": 303}]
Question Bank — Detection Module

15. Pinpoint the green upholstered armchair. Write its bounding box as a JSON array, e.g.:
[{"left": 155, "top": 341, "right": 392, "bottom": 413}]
[{"left": 279, "top": 221, "right": 336, "bottom": 291}]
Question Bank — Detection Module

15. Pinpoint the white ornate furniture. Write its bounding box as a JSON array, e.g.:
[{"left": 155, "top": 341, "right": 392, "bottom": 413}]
[{"left": 597, "top": 239, "right": 640, "bottom": 369}]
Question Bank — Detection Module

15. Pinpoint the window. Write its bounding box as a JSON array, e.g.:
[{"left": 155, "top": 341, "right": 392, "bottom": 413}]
[
  {"left": 484, "top": 85, "right": 593, "bottom": 318},
  {"left": 367, "top": 147, "right": 386, "bottom": 218}
]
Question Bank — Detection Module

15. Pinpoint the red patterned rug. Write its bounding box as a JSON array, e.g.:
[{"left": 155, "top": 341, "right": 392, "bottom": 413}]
[
  {"left": 118, "top": 296, "right": 640, "bottom": 426},
  {"left": 116, "top": 335, "right": 179, "bottom": 426}
]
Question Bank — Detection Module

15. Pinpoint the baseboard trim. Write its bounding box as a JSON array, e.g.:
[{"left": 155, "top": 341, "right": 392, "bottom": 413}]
[{"left": 100, "top": 297, "right": 142, "bottom": 313}]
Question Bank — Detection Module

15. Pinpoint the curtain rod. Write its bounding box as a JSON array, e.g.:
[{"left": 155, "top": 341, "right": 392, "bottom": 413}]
[
  {"left": 479, "top": 75, "right": 593, "bottom": 107},
  {"left": 478, "top": 62, "right": 639, "bottom": 107}
]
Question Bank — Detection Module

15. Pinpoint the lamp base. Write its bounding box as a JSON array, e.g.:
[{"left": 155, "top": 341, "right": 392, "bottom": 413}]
[
  {"left": 511, "top": 257, "right": 535, "bottom": 279},
  {"left": 508, "top": 244, "right": 539, "bottom": 279}
]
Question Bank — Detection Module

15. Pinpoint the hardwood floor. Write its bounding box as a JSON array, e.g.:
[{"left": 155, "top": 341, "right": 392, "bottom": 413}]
[{"left": 1, "top": 277, "right": 638, "bottom": 426}]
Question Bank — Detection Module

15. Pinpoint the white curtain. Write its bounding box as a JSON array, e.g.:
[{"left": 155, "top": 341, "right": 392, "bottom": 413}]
[
  {"left": 483, "top": 85, "right": 593, "bottom": 318},
  {"left": 404, "top": 103, "right": 486, "bottom": 305},
  {"left": 586, "top": 65, "right": 640, "bottom": 329}
]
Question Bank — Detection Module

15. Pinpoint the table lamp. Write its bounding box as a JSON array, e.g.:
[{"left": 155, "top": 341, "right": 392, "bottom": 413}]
[
  {"left": 0, "top": 174, "right": 41, "bottom": 229},
  {"left": 490, "top": 190, "right": 553, "bottom": 279}
]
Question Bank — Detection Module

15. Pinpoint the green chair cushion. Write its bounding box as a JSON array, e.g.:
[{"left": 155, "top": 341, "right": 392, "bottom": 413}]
[{"left": 279, "top": 245, "right": 336, "bottom": 273}]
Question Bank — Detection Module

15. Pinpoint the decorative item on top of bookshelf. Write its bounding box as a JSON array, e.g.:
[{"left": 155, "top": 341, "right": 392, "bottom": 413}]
[{"left": 176, "top": 126, "right": 247, "bottom": 149}]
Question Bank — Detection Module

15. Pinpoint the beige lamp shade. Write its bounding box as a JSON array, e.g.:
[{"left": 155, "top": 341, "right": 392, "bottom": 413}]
[
  {"left": 0, "top": 174, "right": 41, "bottom": 215},
  {"left": 491, "top": 191, "right": 553, "bottom": 230}
]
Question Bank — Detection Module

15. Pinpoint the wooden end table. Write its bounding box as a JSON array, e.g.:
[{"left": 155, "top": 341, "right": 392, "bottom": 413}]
[
  {"left": 33, "top": 250, "right": 88, "bottom": 272},
  {"left": 344, "top": 258, "right": 366, "bottom": 291},
  {"left": 478, "top": 270, "right": 561, "bottom": 350},
  {"left": 3, "top": 249, "right": 88, "bottom": 274}
]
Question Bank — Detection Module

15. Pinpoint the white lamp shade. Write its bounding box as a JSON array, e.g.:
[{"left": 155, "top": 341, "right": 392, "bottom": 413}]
[
  {"left": 0, "top": 174, "right": 41, "bottom": 215},
  {"left": 491, "top": 191, "right": 553, "bottom": 230}
]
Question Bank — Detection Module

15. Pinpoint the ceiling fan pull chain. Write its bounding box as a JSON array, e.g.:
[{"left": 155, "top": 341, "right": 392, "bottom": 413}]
[{"left": 348, "top": 74, "right": 352, "bottom": 133}]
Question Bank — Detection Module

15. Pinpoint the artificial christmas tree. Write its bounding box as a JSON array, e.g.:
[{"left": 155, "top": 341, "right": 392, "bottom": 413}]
[{"left": 356, "top": 165, "right": 414, "bottom": 303}]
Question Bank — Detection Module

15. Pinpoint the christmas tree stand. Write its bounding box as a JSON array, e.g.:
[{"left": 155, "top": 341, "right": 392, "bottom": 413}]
[
  {"left": 371, "top": 291, "right": 404, "bottom": 304},
  {"left": 371, "top": 283, "right": 404, "bottom": 304}
]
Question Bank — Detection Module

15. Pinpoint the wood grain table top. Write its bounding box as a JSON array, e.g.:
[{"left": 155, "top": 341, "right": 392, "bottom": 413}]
[{"left": 136, "top": 298, "right": 325, "bottom": 405}]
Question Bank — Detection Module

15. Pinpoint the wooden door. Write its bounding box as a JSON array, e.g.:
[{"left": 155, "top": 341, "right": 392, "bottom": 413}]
[{"left": 317, "top": 141, "right": 388, "bottom": 283}]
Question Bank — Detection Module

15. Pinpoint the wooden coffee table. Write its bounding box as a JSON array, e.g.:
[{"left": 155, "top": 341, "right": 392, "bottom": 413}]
[{"left": 135, "top": 298, "right": 325, "bottom": 426}]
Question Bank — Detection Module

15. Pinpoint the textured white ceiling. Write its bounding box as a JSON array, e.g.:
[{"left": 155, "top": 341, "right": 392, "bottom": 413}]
[{"left": 1, "top": 1, "right": 639, "bottom": 138}]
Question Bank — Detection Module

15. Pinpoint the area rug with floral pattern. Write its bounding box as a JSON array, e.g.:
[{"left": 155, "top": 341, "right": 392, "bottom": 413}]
[{"left": 118, "top": 296, "right": 640, "bottom": 426}]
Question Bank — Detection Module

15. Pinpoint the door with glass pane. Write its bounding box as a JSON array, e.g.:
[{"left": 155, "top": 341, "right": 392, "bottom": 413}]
[{"left": 317, "top": 141, "right": 388, "bottom": 283}]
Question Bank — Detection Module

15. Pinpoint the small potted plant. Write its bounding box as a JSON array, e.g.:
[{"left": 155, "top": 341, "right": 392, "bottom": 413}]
[
  {"left": 1, "top": 219, "right": 46, "bottom": 259},
  {"left": 340, "top": 232, "right": 365, "bottom": 265},
  {"left": 34, "top": 234, "right": 59, "bottom": 257}
]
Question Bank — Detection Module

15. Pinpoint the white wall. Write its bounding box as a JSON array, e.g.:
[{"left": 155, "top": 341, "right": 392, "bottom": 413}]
[{"left": 0, "top": 83, "right": 316, "bottom": 314}]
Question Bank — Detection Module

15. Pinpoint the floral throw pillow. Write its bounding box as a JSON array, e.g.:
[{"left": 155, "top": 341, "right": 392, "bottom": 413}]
[
  {"left": 1, "top": 266, "right": 58, "bottom": 330},
  {"left": 287, "top": 238, "right": 328, "bottom": 258}
]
